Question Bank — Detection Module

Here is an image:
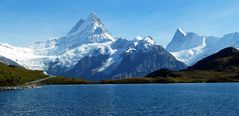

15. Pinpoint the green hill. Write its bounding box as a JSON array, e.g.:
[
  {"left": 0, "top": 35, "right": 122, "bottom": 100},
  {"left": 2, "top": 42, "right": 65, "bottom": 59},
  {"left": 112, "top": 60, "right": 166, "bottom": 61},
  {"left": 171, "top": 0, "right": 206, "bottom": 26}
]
[
  {"left": 0, "top": 62, "right": 89, "bottom": 87},
  {"left": 0, "top": 62, "right": 47, "bottom": 87}
]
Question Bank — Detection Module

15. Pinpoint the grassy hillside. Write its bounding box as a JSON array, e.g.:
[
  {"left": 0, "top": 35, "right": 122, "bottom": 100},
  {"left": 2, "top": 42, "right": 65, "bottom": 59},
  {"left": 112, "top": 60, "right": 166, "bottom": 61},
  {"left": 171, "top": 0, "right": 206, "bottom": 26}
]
[
  {"left": 0, "top": 62, "right": 90, "bottom": 87},
  {"left": 0, "top": 63, "right": 47, "bottom": 87}
]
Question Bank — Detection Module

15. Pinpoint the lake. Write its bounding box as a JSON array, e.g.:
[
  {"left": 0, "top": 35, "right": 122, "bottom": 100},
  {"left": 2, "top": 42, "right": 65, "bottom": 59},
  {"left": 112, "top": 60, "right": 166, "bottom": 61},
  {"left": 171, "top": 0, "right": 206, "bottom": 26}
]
[{"left": 1, "top": 83, "right": 239, "bottom": 116}]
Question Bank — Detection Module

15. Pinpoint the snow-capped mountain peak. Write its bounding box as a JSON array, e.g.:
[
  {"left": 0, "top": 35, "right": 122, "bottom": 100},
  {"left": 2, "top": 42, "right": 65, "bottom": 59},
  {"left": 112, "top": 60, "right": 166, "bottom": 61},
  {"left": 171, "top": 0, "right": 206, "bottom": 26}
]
[
  {"left": 68, "top": 13, "right": 104, "bottom": 34},
  {"left": 87, "top": 12, "right": 100, "bottom": 23},
  {"left": 166, "top": 28, "right": 187, "bottom": 51},
  {"left": 65, "top": 13, "right": 115, "bottom": 44},
  {"left": 166, "top": 28, "right": 205, "bottom": 52},
  {"left": 142, "top": 36, "right": 156, "bottom": 45},
  {"left": 176, "top": 28, "right": 186, "bottom": 36},
  {"left": 67, "top": 13, "right": 114, "bottom": 42},
  {"left": 33, "top": 13, "right": 116, "bottom": 56},
  {"left": 134, "top": 36, "right": 157, "bottom": 50}
]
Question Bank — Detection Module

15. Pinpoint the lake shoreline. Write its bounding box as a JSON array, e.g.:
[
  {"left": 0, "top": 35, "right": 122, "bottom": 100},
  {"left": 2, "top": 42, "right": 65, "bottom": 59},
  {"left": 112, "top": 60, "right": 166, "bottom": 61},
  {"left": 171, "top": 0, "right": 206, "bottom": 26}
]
[
  {"left": 3, "top": 81, "right": 239, "bottom": 91},
  {"left": 0, "top": 84, "right": 40, "bottom": 91}
]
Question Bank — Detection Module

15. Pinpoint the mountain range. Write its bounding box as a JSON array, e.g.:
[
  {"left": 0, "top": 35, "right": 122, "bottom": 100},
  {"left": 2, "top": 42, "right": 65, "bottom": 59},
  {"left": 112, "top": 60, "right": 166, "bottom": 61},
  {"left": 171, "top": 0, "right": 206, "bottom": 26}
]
[
  {"left": 0, "top": 13, "right": 239, "bottom": 81},
  {"left": 0, "top": 13, "right": 186, "bottom": 80}
]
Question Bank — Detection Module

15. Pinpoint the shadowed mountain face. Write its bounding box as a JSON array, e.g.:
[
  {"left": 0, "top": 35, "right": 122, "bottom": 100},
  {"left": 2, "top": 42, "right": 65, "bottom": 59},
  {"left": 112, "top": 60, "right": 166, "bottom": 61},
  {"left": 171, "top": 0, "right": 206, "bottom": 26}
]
[
  {"left": 64, "top": 54, "right": 110, "bottom": 80},
  {"left": 110, "top": 45, "right": 186, "bottom": 79},
  {"left": 189, "top": 47, "right": 239, "bottom": 71}
]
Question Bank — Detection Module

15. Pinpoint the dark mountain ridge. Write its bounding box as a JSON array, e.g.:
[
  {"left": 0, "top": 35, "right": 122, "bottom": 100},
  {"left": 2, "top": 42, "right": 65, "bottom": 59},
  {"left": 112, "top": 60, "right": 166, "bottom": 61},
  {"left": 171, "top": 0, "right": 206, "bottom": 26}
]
[{"left": 188, "top": 47, "right": 239, "bottom": 71}]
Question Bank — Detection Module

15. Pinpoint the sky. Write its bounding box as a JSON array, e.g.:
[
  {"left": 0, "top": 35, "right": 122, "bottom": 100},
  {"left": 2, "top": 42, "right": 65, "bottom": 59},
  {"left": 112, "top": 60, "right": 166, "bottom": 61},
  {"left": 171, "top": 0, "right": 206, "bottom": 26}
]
[{"left": 0, "top": 0, "right": 239, "bottom": 47}]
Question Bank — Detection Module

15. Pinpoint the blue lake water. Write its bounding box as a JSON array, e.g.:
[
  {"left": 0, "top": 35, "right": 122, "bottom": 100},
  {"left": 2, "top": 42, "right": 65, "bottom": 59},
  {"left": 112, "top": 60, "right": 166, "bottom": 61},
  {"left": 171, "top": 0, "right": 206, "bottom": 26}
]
[{"left": 1, "top": 83, "right": 239, "bottom": 116}]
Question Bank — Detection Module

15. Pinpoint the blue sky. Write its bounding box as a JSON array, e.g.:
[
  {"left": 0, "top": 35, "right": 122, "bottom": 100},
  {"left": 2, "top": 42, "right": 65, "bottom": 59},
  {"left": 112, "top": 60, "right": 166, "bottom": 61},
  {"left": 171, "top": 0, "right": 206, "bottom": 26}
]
[{"left": 0, "top": 0, "right": 239, "bottom": 47}]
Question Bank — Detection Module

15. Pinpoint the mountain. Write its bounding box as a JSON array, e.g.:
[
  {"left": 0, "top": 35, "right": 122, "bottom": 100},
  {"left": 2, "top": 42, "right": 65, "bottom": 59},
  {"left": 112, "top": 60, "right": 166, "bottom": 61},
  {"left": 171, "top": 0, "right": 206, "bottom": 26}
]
[
  {"left": 0, "top": 62, "right": 47, "bottom": 87},
  {"left": 167, "top": 28, "right": 239, "bottom": 65},
  {"left": 188, "top": 47, "right": 239, "bottom": 71},
  {"left": 37, "top": 14, "right": 187, "bottom": 80},
  {"left": 46, "top": 35, "right": 186, "bottom": 80},
  {"left": 0, "top": 13, "right": 186, "bottom": 81},
  {"left": 109, "top": 37, "right": 186, "bottom": 79},
  {"left": 33, "top": 13, "right": 115, "bottom": 56},
  {"left": 166, "top": 28, "right": 205, "bottom": 52}
]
